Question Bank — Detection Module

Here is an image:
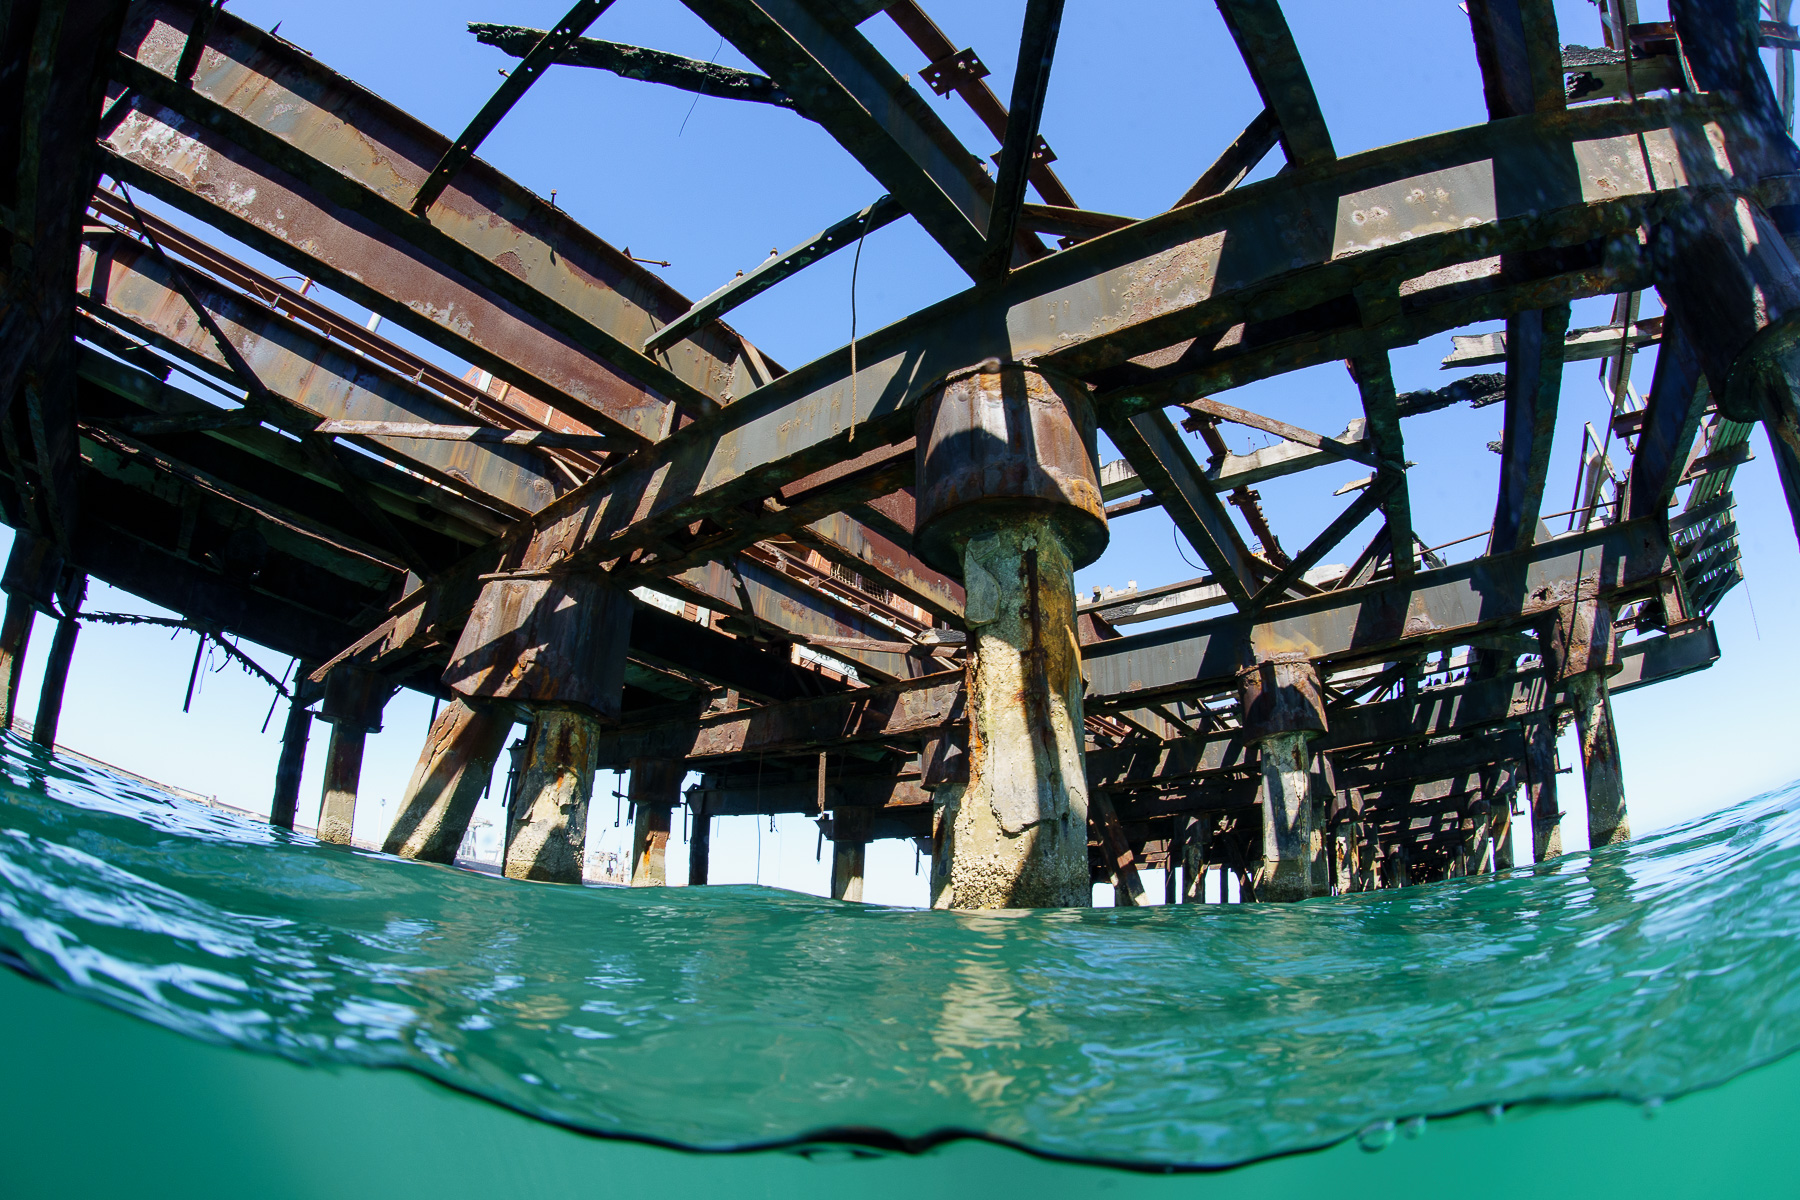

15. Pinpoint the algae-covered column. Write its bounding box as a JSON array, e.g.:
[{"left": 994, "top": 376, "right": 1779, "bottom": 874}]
[
  {"left": 1544, "top": 599, "right": 1628, "bottom": 848},
  {"left": 829, "top": 806, "right": 871, "bottom": 902},
  {"left": 1240, "top": 656, "right": 1329, "bottom": 902},
  {"left": 442, "top": 572, "right": 632, "bottom": 883},
  {"left": 914, "top": 362, "right": 1109, "bottom": 909}
]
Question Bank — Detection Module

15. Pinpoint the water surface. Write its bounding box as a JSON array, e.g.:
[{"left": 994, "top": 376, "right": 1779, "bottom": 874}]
[{"left": 2, "top": 732, "right": 1797, "bottom": 1168}]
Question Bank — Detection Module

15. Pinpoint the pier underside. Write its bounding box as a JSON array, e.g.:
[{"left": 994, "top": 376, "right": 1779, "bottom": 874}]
[{"left": 0, "top": 0, "right": 1790, "bottom": 905}]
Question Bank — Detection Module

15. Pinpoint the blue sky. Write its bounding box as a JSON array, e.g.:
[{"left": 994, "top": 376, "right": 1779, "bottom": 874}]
[{"left": 23, "top": 0, "right": 1799, "bottom": 905}]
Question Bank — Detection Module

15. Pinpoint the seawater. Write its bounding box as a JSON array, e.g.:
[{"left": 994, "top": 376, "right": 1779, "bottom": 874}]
[{"left": 3, "top": 730, "right": 1799, "bottom": 1171}]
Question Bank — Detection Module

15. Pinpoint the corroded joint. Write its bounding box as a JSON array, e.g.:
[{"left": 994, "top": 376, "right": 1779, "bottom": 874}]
[
  {"left": 913, "top": 360, "right": 1108, "bottom": 576},
  {"left": 1541, "top": 598, "right": 1617, "bottom": 681},
  {"left": 443, "top": 571, "right": 633, "bottom": 721},
  {"left": 1237, "top": 654, "right": 1328, "bottom": 743},
  {"left": 320, "top": 665, "right": 393, "bottom": 734}
]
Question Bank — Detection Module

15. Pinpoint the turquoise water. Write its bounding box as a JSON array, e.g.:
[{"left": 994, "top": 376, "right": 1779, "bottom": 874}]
[{"left": 2, "top": 731, "right": 1798, "bottom": 1170}]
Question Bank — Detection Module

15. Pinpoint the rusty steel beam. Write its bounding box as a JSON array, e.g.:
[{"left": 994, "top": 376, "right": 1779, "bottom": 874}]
[
  {"left": 585, "top": 670, "right": 963, "bottom": 767},
  {"left": 789, "top": 508, "right": 965, "bottom": 624},
  {"left": 681, "top": 0, "right": 996, "bottom": 275},
  {"left": 976, "top": 0, "right": 1064, "bottom": 279},
  {"left": 660, "top": 553, "right": 924, "bottom": 680},
  {"left": 1173, "top": 107, "right": 1281, "bottom": 208},
  {"left": 322, "top": 97, "right": 1718, "bottom": 672},
  {"left": 411, "top": 1, "right": 615, "bottom": 214},
  {"left": 881, "top": 0, "right": 1078, "bottom": 208},
  {"left": 644, "top": 195, "right": 904, "bottom": 356},
  {"left": 112, "top": 0, "right": 761, "bottom": 420},
  {"left": 471, "top": 23, "right": 798, "bottom": 110},
  {"left": 690, "top": 776, "right": 933, "bottom": 817},
  {"left": 77, "top": 235, "right": 562, "bottom": 516},
  {"left": 75, "top": 344, "right": 508, "bottom": 546},
  {"left": 1214, "top": 0, "right": 1334, "bottom": 166},
  {"left": 1082, "top": 518, "right": 1673, "bottom": 709}
]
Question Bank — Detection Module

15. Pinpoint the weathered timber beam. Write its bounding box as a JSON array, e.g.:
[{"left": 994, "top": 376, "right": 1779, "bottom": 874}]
[
  {"left": 1466, "top": 0, "right": 1566, "bottom": 120},
  {"left": 112, "top": 1, "right": 759, "bottom": 419},
  {"left": 325, "top": 100, "right": 1717, "bottom": 667},
  {"left": 1081, "top": 518, "right": 1673, "bottom": 709},
  {"left": 77, "top": 236, "right": 560, "bottom": 516},
  {"left": 584, "top": 671, "right": 962, "bottom": 766},
  {"left": 1017, "top": 204, "right": 1135, "bottom": 240},
  {"left": 75, "top": 344, "right": 507, "bottom": 546},
  {"left": 470, "top": 23, "right": 797, "bottom": 108},
  {"left": 1608, "top": 623, "right": 1719, "bottom": 693},
  {"left": 77, "top": 426, "right": 404, "bottom": 586},
  {"left": 1214, "top": 0, "right": 1334, "bottom": 165},
  {"left": 977, "top": 0, "right": 1064, "bottom": 279},
  {"left": 644, "top": 195, "right": 904, "bottom": 355},
  {"left": 680, "top": 0, "right": 995, "bottom": 275},
  {"left": 1178, "top": 395, "right": 1380, "bottom": 469},
  {"left": 629, "top": 600, "right": 846, "bottom": 703}
]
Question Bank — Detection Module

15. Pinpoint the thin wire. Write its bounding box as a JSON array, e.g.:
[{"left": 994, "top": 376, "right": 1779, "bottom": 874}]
[
  {"left": 1172, "top": 524, "right": 1204, "bottom": 574},
  {"left": 678, "top": 36, "right": 724, "bottom": 136},
  {"left": 848, "top": 206, "right": 873, "bottom": 443}
]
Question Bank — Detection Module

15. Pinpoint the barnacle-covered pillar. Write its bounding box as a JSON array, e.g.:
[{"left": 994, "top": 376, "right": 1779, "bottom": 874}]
[
  {"left": 443, "top": 572, "right": 632, "bottom": 883},
  {"left": 915, "top": 362, "right": 1108, "bottom": 909},
  {"left": 1240, "top": 655, "right": 1329, "bottom": 902}
]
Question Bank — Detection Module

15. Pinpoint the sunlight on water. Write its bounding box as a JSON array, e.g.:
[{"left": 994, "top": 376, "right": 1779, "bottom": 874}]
[{"left": 2, "top": 731, "right": 1799, "bottom": 1168}]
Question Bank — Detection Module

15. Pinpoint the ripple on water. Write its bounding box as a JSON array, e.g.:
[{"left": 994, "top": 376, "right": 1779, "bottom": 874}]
[{"left": 2, "top": 731, "right": 1799, "bottom": 1167}]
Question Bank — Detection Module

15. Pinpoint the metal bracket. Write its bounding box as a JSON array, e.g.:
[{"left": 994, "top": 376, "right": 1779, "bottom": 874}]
[{"left": 919, "top": 46, "right": 989, "bottom": 96}]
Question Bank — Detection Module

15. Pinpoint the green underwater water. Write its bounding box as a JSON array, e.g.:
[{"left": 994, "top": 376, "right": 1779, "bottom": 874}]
[{"left": 2, "top": 731, "right": 1799, "bottom": 1172}]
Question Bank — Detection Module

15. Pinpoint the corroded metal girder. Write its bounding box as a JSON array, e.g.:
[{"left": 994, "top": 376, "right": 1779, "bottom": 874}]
[
  {"left": 346, "top": 96, "right": 1717, "bottom": 668},
  {"left": 77, "top": 235, "right": 563, "bottom": 516},
  {"left": 110, "top": 0, "right": 766, "bottom": 423}
]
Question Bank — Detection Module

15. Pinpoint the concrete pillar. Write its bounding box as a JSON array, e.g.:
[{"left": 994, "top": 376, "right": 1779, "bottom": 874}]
[
  {"left": 382, "top": 698, "right": 511, "bottom": 862},
  {"left": 32, "top": 575, "right": 84, "bottom": 751},
  {"left": 1543, "top": 599, "right": 1628, "bottom": 850},
  {"left": 313, "top": 667, "right": 391, "bottom": 845},
  {"left": 0, "top": 592, "right": 32, "bottom": 732},
  {"left": 628, "top": 757, "right": 683, "bottom": 887},
  {"left": 913, "top": 363, "right": 1108, "bottom": 909},
  {"left": 1567, "top": 672, "right": 1629, "bottom": 847},
  {"left": 269, "top": 662, "right": 318, "bottom": 831},
  {"left": 506, "top": 710, "right": 598, "bottom": 882},
  {"left": 829, "top": 806, "right": 871, "bottom": 902},
  {"left": 1240, "top": 655, "right": 1329, "bottom": 903},
  {"left": 1180, "top": 815, "right": 1208, "bottom": 903},
  {"left": 0, "top": 532, "right": 58, "bottom": 733},
  {"left": 317, "top": 726, "right": 365, "bottom": 844},
  {"left": 442, "top": 570, "right": 634, "bottom": 884},
  {"left": 687, "top": 798, "right": 711, "bottom": 885}
]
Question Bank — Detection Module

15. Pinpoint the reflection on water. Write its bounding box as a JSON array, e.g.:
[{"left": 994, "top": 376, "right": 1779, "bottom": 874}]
[{"left": 2, "top": 730, "right": 1799, "bottom": 1167}]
